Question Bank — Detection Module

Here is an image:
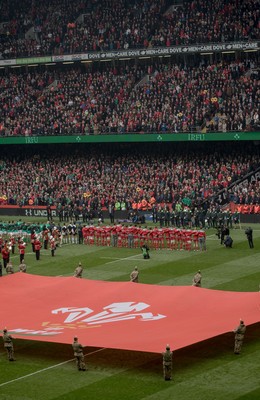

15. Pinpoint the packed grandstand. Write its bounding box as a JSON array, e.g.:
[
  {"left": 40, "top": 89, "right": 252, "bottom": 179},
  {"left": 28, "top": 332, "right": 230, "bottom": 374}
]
[
  {"left": 0, "top": 143, "right": 259, "bottom": 213},
  {"left": 0, "top": 0, "right": 259, "bottom": 217},
  {"left": 0, "top": 0, "right": 259, "bottom": 136},
  {"left": 0, "top": 0, "right": 259, "bottom": 57},
  {"left": 0, "top": 58, "right": 259, "bottom": 136}
]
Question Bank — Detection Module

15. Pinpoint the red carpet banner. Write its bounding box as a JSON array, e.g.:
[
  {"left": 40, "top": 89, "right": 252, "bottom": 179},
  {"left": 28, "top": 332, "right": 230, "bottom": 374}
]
[{"left": 0, "top": 274, "right": 259, "bottom": 353}]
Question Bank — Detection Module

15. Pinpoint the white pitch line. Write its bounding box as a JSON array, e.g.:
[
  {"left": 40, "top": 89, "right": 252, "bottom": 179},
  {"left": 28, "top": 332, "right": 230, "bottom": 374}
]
[
  {"left": 0, "top": 347, "right": 106, "bottom": 388},
  {"left": 101, "top": 256, "right": 145, "bottom": 261},
  {"left": 104, "top": 254, "right": 143, "bottom": 264}
]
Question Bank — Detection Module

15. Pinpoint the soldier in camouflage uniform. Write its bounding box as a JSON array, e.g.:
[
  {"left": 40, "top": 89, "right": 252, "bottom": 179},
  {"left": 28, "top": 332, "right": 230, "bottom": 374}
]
[
  {"left": 6, "top": 261, "right": 14, "bottom": 274},
  {"left": 162, "top": 344, "right": 173, "bottom": 380},
  {"left": 130, "top": 266, "right": 139, "bottom": 282},
  {"left": 74, "top": 262, "right": 83, "bottom": 278},
  {"left": 72, "top": 336, "right": 86, "bottom": 371},
  {"left": 192, "top": 270, "right": 202, "bottom": 287},
  {"left": 19, "top": 259, "right": 27, "bottom": 273},
  {"left": 233, "top": 320, "right": 246, "bottom": 354},
  {"left": 2, "top": 328, "right": 15, "bottom": 361}
]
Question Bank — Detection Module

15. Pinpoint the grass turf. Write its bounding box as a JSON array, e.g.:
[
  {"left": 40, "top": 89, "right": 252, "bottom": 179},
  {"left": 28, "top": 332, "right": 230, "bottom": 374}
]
[{"left": 0, "top": 220, "right": 259, "bottom": 400}]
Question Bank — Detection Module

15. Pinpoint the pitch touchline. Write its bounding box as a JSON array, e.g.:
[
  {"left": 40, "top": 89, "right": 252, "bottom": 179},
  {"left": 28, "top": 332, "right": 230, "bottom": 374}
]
[{"left": 0, "top": 347, "right": 106, "bottom": 387}]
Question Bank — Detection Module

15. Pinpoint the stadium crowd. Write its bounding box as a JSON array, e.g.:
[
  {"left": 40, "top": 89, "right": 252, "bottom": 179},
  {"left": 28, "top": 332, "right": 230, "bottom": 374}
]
[
  {"left": 0, "top": 145, "right": 259, "bottom": 210},
  {"left": 0, "top": 2, "right": 259, "bottom": 218},
  {"left": 0, "top": 58, "right": 259, "bottom": 136},
  {"left": 0, "top": 0, "right": 259, "bottom": 59}
]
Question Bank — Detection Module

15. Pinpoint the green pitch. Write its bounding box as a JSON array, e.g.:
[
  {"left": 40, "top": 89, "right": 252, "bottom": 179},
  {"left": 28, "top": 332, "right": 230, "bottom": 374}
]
[{"left": 0, "top": 220, "right": 260, "bottom": 400}]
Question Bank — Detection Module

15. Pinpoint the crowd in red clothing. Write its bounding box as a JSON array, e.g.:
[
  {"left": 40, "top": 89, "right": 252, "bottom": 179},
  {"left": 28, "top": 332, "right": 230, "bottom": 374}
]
[
  {"left": 0, "top": 0, "right": 259, "bottom": 59},
  {"left": 0, "top": 57, "right": 259, "bottom": 136},
  {"left": 0, "top": 64, "right": 147, "bottom": 136},
  {"left": 0, "top": 144, "right": 259, "bottom": 209},
  {"left": 0, "top": 0, "right": 87, "bottom": 58}
]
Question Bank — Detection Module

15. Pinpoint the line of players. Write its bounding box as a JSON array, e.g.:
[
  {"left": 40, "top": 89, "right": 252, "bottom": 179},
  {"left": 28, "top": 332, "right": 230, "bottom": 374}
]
[
  {"left": 1, "top": 224, "right": 207, "bottom": 259},
  {"left": 82, "top": 225, "right": 207, "bottom": 251}
]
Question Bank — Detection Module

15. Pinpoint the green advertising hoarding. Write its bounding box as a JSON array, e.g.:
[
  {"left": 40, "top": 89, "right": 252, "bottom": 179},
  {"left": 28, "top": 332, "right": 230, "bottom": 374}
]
[
  {"left": 0, "top": 132, "right": 259, "bottom": 145},
  {"left": 15, "top": 56, "right": 52, "bottom": 65}
]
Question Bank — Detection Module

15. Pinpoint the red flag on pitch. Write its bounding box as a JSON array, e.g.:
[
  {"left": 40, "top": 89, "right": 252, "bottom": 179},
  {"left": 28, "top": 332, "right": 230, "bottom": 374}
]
[{"left": 0, "top": 274, "right": 259, "bottom": 353}]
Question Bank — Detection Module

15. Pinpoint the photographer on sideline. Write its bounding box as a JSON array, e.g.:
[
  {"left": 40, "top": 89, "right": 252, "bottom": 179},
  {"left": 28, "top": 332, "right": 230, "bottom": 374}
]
[
  {"left": 224, "top": 235, "right": 233, "bottom": 248},
  {"left": 141, "top": 243, "right": 150, "bottom": 259},
  {"left": 245, "top": 227, "right": 254, "bottom": 248}
]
